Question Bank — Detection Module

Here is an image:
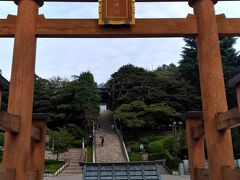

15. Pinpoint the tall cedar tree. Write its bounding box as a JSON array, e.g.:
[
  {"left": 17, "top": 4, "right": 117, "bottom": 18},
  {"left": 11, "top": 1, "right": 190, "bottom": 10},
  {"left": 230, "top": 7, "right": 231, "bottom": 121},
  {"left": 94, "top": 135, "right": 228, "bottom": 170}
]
[
  {"left": 179, "top": 37, "right": 240, "bottom": 108},
  {"left": 73, "top": 72, "right": 100, "bottom": 133},
  {"left": 179, "top": 37, "right": 240, "bottom": 157}
]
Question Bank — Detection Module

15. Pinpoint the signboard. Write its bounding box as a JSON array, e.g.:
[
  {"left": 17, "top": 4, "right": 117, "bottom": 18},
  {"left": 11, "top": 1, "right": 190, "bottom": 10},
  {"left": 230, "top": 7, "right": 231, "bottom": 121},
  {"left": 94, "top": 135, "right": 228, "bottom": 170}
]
[{"left": 99, "top": 0, "right": 135, "bottom": 25}]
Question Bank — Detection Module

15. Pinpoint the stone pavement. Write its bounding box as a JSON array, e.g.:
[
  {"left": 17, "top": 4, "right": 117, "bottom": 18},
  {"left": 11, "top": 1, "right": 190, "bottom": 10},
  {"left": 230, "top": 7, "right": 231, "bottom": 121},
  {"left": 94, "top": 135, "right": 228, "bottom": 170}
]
[
  {"left": 58, "top": 149, "right": 86, "bottom": 176},
  {"left": 45, "top": 148, "right": 86, "bottom": 162},
  {"left": 44, "top": 175, "right": 82, "bottom": 180},
  {"left": 162, "top": 175, "right": 190, "bottom": 180},
  {"left": 95, "top": 111, "right": 126, "bottom": 162}
]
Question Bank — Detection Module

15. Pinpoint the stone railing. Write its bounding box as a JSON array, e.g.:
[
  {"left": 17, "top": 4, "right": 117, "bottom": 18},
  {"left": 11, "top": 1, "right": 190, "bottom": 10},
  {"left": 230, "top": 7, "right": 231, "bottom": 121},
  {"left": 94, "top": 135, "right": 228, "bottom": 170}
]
[
  {"left": 44, "top": 162, "right": 69, "bottom": 177},
  {"left": 113, "top": 119, "right": 130, "bottom": 162}
]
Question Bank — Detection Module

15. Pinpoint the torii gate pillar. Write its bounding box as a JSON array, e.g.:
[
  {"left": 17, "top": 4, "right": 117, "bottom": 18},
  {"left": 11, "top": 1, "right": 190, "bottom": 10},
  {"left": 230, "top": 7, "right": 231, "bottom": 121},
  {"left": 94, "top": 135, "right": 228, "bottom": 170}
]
[
  {"left": 3, "top": 0, "right": 41, "bottom": 179},
  {"left": 189, "top": 0, "right": 235, "bottom": 179}
]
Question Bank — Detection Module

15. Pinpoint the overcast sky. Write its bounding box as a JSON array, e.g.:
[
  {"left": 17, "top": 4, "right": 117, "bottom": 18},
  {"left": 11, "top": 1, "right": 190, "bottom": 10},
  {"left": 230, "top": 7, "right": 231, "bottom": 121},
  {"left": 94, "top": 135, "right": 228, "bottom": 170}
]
[{"left": 0, "top": 2, "right": 239, "bottom": 84}]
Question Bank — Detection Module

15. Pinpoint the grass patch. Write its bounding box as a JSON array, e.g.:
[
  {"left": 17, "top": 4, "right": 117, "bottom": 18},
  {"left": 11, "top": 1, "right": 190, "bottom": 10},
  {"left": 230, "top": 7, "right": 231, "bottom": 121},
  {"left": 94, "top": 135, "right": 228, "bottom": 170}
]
[
  {"left": 129, "top": 152, "right": 141, "bottom": 162},
  {"left": 44, "top": 159, "right": 65, "bottom": 174},
  {"left": 86, "top": 147, "right": 93, "bottom": 163}
]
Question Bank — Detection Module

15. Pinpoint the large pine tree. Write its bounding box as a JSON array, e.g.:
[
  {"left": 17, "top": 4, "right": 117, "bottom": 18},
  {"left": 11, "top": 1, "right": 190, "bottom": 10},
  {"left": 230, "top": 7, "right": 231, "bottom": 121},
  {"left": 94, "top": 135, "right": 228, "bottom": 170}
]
[{"left": 179, "top": 37, "right": 240, "bottom": 108}]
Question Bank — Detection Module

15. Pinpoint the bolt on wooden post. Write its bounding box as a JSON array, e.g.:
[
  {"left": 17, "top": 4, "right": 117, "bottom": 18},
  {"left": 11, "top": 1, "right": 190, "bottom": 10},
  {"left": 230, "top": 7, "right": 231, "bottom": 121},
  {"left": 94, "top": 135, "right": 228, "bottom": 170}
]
[
  {"left": 189, "top": 0, "right": 235, "bottom": 179},
  {"left": 3, "top": 0, "right": 42, "bottom": 179}
]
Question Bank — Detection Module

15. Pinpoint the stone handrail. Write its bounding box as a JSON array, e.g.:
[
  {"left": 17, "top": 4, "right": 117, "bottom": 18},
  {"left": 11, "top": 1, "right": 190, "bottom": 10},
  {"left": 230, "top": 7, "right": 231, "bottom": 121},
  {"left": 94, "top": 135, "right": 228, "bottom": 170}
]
[
  {"left": 113, "top": 119, "right": 130, "bottom": 162},
  {"left": 44, "top": 162, "right": 69, "bottom": 177},
  {"left": 92, "top": 124, "right": 96, "bottom": 163}
]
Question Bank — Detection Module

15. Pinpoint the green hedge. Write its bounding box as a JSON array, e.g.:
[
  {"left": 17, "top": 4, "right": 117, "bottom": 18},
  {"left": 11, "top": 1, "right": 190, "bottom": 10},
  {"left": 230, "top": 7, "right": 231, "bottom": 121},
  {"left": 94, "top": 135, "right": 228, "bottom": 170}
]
[
  {"left": 45, "top": 159, "right": 65, "bottom": 174},
  {"left": 86, "top": 147, "right": 93, "bottom": 163},
  {"left": 129, "top": 152, "right": 141, "bottom": 161},
  {"left": 71, "top": 139, "right": 82, "bottom": 148},
  {"left": 0, "top": 133, "right": 4, "bottom": 146}
]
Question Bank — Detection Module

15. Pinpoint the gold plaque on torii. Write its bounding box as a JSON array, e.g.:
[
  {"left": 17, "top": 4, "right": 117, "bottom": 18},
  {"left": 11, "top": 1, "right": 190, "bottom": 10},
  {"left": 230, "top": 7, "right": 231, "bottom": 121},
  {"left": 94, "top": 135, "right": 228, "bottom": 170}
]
[{"left": 99, "top": 0, "right": 135, "bottom": 25}]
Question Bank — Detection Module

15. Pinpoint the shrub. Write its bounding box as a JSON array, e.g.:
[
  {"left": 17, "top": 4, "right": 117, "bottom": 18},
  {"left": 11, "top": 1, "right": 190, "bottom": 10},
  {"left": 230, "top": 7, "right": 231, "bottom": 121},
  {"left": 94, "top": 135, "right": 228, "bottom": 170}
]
[
  {"left": 147, "top": 140, "right": 165, "bottom": 153},
  {"left": 166, "top": 157, "right": 180, "bottom": 171},
  {"left": 148, "top": 152, "right": 166, "bottom": 161},
  {"left": 130, "top": 143, "right": 141, "bottom": 152},
  {"left": 86, "top": 147, "right": 93, "bottom": 162},
  {"left": 0, "top": 133, "right": 4, "bottom": 146},
  {"left": 139, "top": 137, "right": 149, "bottom": 145},
  {"left": 147, "top": 136, "right": 162, "bottom": 142},
  {"left": 129, "top": 152, "right": 141, "bottom": 161},
  {"left": 44, "top": 159, "right": 65, "bottom": 174},
  {"left": 71, "top": 139, "right": 82, "bottom": 148}
]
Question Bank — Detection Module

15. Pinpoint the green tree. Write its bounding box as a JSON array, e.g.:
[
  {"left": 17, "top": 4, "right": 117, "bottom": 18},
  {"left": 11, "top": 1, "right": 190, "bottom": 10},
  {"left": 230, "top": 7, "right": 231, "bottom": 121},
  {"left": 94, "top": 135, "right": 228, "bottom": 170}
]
[
  {"left": 48, "top": 128, "right": 73, "bottom": 161},
  {"left": 179, "top": 37, "right": 240, "bottom": 108},
  {"left": 73, "top": 72, "right": 100, "bottom": 133},
  {"left": 114, "top": 100, "right": 181, "bottom": 131},
  {"left": 107, "top": 64, "right": 169, "bottom": 109}
]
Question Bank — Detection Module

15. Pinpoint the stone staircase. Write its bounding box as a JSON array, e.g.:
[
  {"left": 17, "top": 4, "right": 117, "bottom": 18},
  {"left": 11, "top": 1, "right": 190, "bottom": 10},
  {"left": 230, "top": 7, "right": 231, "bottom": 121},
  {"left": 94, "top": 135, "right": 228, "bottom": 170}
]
[
  {"left": 58, "top": 148, "right": 86, "bottom": 176},
  {"left": 95, "top": 110, "right": 127, "bottom": 163},
  {"left": 59, "top": 162, "right": 82, "bottom": 176}
]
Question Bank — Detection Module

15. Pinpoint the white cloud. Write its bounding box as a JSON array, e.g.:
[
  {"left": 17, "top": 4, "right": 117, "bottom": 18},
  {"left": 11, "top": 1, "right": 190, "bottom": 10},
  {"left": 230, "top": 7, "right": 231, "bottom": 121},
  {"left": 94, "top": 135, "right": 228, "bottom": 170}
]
[{"left": 0, "top": 2, "right": 239, "bottom": 84}]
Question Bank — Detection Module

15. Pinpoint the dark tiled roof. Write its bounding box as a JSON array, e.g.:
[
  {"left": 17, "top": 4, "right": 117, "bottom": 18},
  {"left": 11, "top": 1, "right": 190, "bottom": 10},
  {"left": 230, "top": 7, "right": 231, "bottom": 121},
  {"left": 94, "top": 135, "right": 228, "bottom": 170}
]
[
  {"left": 0, "top": 74, "right": 9, "bottom": 90},
  {"left": 81, "top": 162, "right": 163, "bottom": 180},
  {"left": 228, "top": 73, "right": 240, "bottom": 87}
]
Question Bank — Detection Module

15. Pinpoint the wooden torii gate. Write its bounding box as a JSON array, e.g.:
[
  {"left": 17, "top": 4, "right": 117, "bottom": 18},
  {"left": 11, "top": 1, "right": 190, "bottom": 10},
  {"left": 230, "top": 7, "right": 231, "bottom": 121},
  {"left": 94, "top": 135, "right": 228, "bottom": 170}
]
[{"left": 0, "top": 0, "right": 239, "bottom": 180}]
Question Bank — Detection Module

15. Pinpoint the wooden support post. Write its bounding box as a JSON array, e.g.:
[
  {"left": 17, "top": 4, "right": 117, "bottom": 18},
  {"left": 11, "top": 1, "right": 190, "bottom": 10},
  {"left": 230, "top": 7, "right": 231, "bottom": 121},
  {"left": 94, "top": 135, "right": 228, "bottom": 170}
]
[
  {"left": 0, "top": 169, "right": 16, "bottom": 180},
  {"left": 30, "top": 115, "right": 47, "bottom": 180},
  {"left": 228, "top": 73, "right": 240, "bottom": 113},
  {"left": 2, "top": 0, "right": 40, "bottom": 179},
  {"left": 193, "top": 123, "right": 205, "bottom": 139},
  {"left": 0, "top": 87, "right": 2, "bottom": 110},
  {"left": 216, "top": 107, "right": 240, "bottom": 131},
  {"left": 0, "top": 112, "right": 20, "bottom": 133},
  {"left": 236, "top": 84, "right": 240, "bottom": 112},
  {"left": 185, "top": 112, "right": 205, "bottom": 180},
  {"left": 195, "top": 168, "right": 209, "bottom": 180},
  {"left": 222, "top": 167, "right": 240, "bottom": 180},
  {"left": 191, "top": 0, "right": 235, "bottom": 179}
]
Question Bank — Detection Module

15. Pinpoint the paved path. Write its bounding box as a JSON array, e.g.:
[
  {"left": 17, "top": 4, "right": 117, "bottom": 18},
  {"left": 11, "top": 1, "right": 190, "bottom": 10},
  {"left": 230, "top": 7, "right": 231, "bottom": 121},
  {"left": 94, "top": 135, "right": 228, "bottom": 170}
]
[{"left": 95, "top": 111, "right": 126, "bottom": 162}]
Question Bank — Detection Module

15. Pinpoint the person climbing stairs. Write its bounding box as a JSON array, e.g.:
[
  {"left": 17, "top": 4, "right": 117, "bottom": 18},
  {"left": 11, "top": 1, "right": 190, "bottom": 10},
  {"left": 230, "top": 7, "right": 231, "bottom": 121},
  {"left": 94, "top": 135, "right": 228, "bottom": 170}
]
[{"left": 95, "top": 110, "right": 127, "bottom": 163}]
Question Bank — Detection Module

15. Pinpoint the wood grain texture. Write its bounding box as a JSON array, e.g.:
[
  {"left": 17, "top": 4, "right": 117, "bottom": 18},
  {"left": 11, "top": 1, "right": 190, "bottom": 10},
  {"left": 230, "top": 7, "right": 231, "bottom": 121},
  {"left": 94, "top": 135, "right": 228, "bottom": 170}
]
[
  {"left": 31, "top": 126, "right": 41, "bottom": 141},
  {"left": 216, "top": 107, "right": 240, "bottom": 131},
  {"left": 0, "top": 111, "right": 20, "bottom": 133},
  {"left": 236, "top": 85, "right": 240, "bottom": 112},
  {"left": 186, "top": 117, "right": 205, "bottom": 180},
  {"left": 36, "top": 17, "right": 197, "bottom": 37},
  {"left": 222, "top": 167, "right": 240, "bottom": 180},
  {"left": 193, "top": 0, "right": 235, "bottom": 179},
  {"left": 193, "top": 123, "right": 205, "bottom": 139},
  {"left": 3, "top": 0, "right": 39, "bottom": 180},
  {"left": 1, "top": 15, "right": 240, "bottom": 37},
  {"left": 30, "top": 119, "right": 47, "bottom": 180},
  {"left": 0, "top": 88, "right": 2, "bottom": 110},
  {"left": 0, "top": 15, "right": 16, "bottom": 37},
  {"left": 0, "top": 0, "right": 236, "bottom": 2},
  {"left": 0, "top": 169, "right": 16, "bottom": 180},
  {"left": 195, "top": 168, "right": 209, "bottom": 180}
]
